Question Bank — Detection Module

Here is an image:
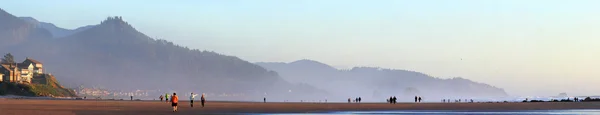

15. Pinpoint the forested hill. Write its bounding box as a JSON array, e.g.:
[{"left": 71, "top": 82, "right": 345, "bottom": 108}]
[{"left": 0, "top": 8, "right": 323, "bottom": 100}]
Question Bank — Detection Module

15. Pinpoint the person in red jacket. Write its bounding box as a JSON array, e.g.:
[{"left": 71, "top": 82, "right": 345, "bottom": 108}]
[{"left": 171, "top": 93, "right": 179, "bottom": 112}]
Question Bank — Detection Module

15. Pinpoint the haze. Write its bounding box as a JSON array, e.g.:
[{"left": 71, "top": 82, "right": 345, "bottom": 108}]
[{"left": 2, "top": 0, "right": 598, "bottom": 96}]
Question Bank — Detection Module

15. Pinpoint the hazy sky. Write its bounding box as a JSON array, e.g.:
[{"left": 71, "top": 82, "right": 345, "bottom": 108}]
[{"left": 2, "top": 0, "right": 599, "bottom": 96}]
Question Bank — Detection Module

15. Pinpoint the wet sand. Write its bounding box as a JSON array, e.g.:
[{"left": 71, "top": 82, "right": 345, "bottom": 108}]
[{"left": 1, "top": 99, "right": 600, "bottom": 115}]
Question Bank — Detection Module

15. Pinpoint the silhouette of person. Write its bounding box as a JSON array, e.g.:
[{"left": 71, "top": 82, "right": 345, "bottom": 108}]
[
  {"left": 414, "top": 96, "right": 418, "bottom": 103},
  {"left": 393, "top": 96, "right": 397, "bottom": 104},
  {"left": 358, "top": 97, "right": 362, "bottom": 103},
  {"left": 131, "top": 96, "right": 133, "bottom": 101},
  {"left": 418, "top": 97, "right": 422, "bottom": 103},
  {"left": 443, "top": 99, "right": 445, "bottom": 103},
  {"left": 389, "top": 96, "right": 393, "bottom": 104},
  {"left": 201, "top": 93, "right": 206, "bottom": 107},
  {"left": 264, "top": 97, "right": 266, "bottom": 103}
]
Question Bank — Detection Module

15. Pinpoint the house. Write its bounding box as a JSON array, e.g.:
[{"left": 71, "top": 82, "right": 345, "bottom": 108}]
[
  {"left": 1, "top": 63, "right": 21, "bottom": 83},
  {"left": 18, "top": 63, "right": 34, "bottom": 83},
  {"left": 22, "top": 58, "right": 43, "bottom": 74},
  {"left": 0, "top": 58, "right": 45, "bottom": 83}
]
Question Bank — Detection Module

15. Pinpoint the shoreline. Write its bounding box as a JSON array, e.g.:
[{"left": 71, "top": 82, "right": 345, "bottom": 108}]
[{"left": 1, "top": 99, "right": 600, "bottom": 115}]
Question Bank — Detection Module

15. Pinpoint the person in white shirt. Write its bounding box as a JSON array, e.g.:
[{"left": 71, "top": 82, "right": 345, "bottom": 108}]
[{"left": 190, "top": 93, "right": 198, "bottom": 107}]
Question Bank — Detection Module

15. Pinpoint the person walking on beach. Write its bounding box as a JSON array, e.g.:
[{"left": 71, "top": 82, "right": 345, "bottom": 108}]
[
  {"left": 348, "top": 98, "right": 351, "bottom": 103},
  {"left": 358, "top": 97, "right": 362, "bottom": 103},
  {"left": 418, "top": 97, "right": 422, "bottom": 103},
  {"left": 190, "top": 93, "right": 197, "bottom": 107},
  {"left": 393, "top": 96, "right": 397, "bottom": 104},
  {"left": 159, "top": 95, "right": 164, "bottom": 101},
  {"left": 414, "top": 96, "right": 418, "bottom": 103},
  {"left": 165, "top": 93, "right": 169, "bottom": 103},
  {"left": 201, "top": 93, "right": 206, "bottom": 107},
  {"left": 131, "top": 96, "right": 133, "bottom": 101},
  {"left": 264, "top": 97, "right": 266, "bottom": 103},
  {"left": 171, "top": 93, "right": 179, "bottom": 112}
]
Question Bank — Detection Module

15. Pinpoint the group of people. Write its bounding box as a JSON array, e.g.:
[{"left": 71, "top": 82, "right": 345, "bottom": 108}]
[
  {"left": 159, "top": 94, "right": 169, "bottom": 102},
  {"left": 348, "top": 97, "right": 362, "bottom": 103},
  {"left": 386, "top": 96, "right": 423, "bottom": 103},
  {"left": 158, "top": 92, "right": 206, "bottom": 112},
  {"left": 387, "top": 96, "right": 398, "bottom": 104},
  {"left": 158, "top": 93, "right": 179, "bottom": 112},
  {"left": 442, "top": 99, "right": 474, "bottom": 103},
  {"left": 414, "top": 96, "right": 422, "bottom": 103}
]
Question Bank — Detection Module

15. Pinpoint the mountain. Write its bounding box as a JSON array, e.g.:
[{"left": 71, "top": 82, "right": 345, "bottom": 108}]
[
  {"left": 0, "top": 10, "right": 324, "bottom": 101},
  {"left": 19, "top": 17, "right": 94, "bottom": 38},
  {"left": 256, "top": 60, "right": 338, "bottom": 84},
  {"left": 0, "top": 9, "right": 52, "bottom": 47},
  {"left": 256, "top": 60, "right": 509, "bottom": 101}
]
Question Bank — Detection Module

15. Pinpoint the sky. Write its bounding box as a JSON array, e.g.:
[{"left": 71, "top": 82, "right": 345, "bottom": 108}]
[{"left": 2, "top": 0, "right": 599, "bottom": 96}]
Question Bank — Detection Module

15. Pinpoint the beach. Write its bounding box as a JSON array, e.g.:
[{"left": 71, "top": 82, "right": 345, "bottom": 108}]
[{"left": 1, "top": 99, "right": 600, "bottom": 115}]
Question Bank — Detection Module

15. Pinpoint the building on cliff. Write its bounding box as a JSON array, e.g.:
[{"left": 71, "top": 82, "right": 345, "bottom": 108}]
[{"left": 0, "top": 58, "right": 44, "bottom": 83}]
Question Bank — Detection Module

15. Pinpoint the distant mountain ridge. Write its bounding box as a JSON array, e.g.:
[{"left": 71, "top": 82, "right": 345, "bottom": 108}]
[
  {"left": 257, "top": 60, "right": 508, "bottom": 100},
  {"left": 0, "top": 9, "right": 51, "bottom": 47},
  {"left": 0, "top": 8, "right": 323, "bottom": 100},
  {"left": 19, "top": 17, "right": 94, "bottom": 38}
]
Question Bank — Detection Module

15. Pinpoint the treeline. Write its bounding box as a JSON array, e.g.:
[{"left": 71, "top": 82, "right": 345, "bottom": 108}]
[
  {"left": 523, "top": 97, "right": 600, "bottom": 102},
  {"left": 582, "top": 97, "right": 600, "bottom": 102}
]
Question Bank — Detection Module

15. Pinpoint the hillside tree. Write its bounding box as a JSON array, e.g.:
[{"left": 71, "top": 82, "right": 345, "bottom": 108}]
[{"left": 2, "top": 53, "right": 15, "bottom": 63}]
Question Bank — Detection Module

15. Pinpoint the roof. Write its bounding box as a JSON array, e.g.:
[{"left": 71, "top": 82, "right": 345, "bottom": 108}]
[
  {"left": 17, "top": 63, "right": 31, "bottom": 69},
  {"left": 24, "top": 58, "right": 42, "bottom": 64},
  {"left": 0, "top": 64, "right": 15, "bottom": 71}
]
